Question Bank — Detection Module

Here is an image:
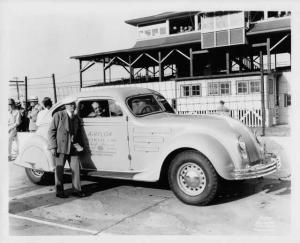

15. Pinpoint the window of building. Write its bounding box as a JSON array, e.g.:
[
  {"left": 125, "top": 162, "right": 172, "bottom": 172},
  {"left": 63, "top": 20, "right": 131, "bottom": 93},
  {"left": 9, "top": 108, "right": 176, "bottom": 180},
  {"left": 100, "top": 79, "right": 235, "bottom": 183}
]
[
  {"left": 208, "top": 82, "right": 219, "bottom": 96},
  {"left": 250, "top": 80, "right": 261, "bottom": 93},
  {"left": 137, "top": 22, "right": 168, "bottom": 39},
  {"left": 284, "top": 94, "right": 291, "bottom": 107},
  {"left": 152, "top": 28, "right": 159, "bottom": 36},
  {"left": 220, "top": 82, "right": 231, "bottom": 95},
  {"left": 181, "top": 85, "right": 190, "bottom": 97},
  {"left": 269, "top": 78, "right": 274, "bottom": 94},
  {"left": 191, "top": 85, "right": 201, "bottom": 96},
  {"left": 169, "top": 16, "right": 195, "bottom": 35},
  {"left": 237, "top": 81, "right": 248, "bottom": 94},
  {"left": 159, "top": 27, "right": 166, "bottom": 35},
  {"left": 181, "top": 84, "right": 202, "bottom": 97},
  {"left": 208, "top": 82, "right": 231, "bottom": 96}
]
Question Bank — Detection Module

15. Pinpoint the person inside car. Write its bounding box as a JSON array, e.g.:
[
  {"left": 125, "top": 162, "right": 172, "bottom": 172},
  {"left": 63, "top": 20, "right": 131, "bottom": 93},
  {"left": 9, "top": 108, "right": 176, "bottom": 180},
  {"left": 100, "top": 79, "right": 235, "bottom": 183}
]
[{"left": 88, "top": 101, "right": 106, "bottom": 117}]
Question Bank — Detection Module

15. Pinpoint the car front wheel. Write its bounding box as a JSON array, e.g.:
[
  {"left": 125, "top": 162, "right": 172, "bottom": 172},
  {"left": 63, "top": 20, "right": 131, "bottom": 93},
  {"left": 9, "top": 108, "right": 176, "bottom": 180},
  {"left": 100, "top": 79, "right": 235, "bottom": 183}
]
[
  {"left": 25, "top": 168, "right": 53, "bottom": 185},
  {"left": 168, "top": 150, "right": 219, "bottom": 206}
]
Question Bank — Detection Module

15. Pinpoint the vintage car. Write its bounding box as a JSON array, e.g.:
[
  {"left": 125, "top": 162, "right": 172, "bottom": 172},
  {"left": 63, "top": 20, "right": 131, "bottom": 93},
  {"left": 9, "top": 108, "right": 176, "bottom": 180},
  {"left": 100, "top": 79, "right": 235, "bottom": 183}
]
[{"left": 14, "top": 87, "right": 280, "bottom": 205}]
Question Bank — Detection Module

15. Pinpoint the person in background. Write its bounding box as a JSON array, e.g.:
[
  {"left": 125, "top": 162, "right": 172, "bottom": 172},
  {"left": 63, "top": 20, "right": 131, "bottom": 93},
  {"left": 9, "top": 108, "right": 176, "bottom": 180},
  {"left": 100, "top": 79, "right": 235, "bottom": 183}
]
[
  {"left": 8, "top": 98, "right": 21, "bottom": 161},
  {"left": 27, "top": 96, "right": 42, "bottom": 132},
  {"left": 216, "top": 100, "right": 230, "bottom": 116},
  {"left": 36, "top": 97, "right": 53, "bottom": 126},
  {"left": 19, "top": 98, "right": 29, "bottom": 131},
  {"left": 48, "top": 97, "right": 86, "bottom": 198},
  {"left": 88, "top": 101, "right": 105, "bottom": 117}
]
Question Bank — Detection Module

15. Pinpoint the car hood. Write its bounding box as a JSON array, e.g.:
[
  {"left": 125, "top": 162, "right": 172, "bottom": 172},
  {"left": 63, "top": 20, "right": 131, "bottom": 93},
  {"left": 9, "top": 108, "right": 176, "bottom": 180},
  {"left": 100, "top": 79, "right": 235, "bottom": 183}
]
[{"left": 141, "top": 113, "right": 262, "bottom": 162}]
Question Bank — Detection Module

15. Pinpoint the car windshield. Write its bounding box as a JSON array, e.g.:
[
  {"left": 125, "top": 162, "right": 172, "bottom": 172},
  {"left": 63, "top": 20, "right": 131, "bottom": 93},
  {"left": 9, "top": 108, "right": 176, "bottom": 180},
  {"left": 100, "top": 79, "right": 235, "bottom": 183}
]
[
  {"left": 127, "top": 94, "right": 174, "bottom": 116},
  {"left": 154, "top": 94, "right": 175, "bottom": 114}
]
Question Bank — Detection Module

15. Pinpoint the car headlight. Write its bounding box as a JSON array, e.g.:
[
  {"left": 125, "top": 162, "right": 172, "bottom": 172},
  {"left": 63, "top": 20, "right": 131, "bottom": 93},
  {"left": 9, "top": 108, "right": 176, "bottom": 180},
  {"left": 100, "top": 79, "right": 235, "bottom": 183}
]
[
  {"left": 238, "top": 136, "right": 248, "bottom": 160},
  {"left": 238, "top": 136, "right": 246, "bottom": 150},
  {"left": 254, "top": 130, "right": 263, "bottom": 145}
]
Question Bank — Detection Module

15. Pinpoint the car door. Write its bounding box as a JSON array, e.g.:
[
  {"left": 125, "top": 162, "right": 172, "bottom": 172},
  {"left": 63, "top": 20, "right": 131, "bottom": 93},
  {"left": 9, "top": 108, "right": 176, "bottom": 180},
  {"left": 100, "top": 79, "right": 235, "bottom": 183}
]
[{"left": 78, "top": 98, "right": 130, "bottom": 171}]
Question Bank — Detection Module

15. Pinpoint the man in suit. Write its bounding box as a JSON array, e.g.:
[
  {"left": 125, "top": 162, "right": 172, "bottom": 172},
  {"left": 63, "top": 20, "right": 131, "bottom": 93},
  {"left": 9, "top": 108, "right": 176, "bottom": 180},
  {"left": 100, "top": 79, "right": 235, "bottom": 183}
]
[{"left": 48, "top": 97, "right": 86, "bottom": 198}]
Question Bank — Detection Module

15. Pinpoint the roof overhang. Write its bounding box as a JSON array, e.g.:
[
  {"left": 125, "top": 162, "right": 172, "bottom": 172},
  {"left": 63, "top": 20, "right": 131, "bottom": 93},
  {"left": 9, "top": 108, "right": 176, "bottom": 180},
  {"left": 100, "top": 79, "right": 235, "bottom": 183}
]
[
  {"left": 71, "top": 32, "right": 202, "bottom": 61},
  {"left": 125, "top": 11, "right": 200, "bottom": 26},
  {"left": 247, "top": 17, "right": 291, "bottom": 35}
]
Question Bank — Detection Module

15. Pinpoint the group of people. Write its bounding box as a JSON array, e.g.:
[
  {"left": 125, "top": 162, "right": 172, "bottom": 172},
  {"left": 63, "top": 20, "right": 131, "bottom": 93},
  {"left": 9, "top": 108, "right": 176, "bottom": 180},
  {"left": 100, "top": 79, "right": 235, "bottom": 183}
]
[
  {"left": 8, "top": 96, "right": 53, "bottom": 161},
  {"left": 172, "top": 25, "right": 194, "bottom": 34}
]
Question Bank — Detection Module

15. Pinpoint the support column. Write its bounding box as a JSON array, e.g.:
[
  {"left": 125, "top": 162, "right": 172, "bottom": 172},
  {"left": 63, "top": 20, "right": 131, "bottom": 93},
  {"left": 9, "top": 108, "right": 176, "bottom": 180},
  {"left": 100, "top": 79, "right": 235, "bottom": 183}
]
[
  {"left": 189, "top": 48, "right": 193, "bottom": 77},
  {"left": 52, "top": 73, "right": 57, "bottom": 103},
  {"left": 250, "top": 55, "right": 254, "bottom": 71},
  {"left": 79, "top": 60, "right": 83, "bottom": 89},
  {"left": 158, "top": 51, "right": 162, "bottom": 82},
  {"left": 260, "top": 51, "right": 266, "bottom": 136},
  {"left": 226, "top": 52, "right": 230, "bottom": 74},
  {"left": 166, "top": 19, "right": 170, "bottom": 35},
  {"left": 24, "top": 76, "right": 28, "bottom": 110},
  {"left": 146, "top": 67, "right": 149, "bottom": 81},
  {"left": 194, "top": 15, "right": 199, "bottom": 30},
  {"left": 102, "top": 58, "right": 106, "bottom": 84},
  {"left": 129, "top": 55, "right": 133, "bottom": 83},
  {"left": 267, "top": 38, "right": 271, "bottom": 73}
]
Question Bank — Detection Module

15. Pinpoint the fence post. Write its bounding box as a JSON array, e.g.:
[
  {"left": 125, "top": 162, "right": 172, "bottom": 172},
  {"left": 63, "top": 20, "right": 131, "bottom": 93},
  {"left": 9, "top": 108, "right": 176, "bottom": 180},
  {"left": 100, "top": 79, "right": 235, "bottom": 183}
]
[
  {"left": 260, "top": 51, "right": 265, "bottom": 136},
  {"left": 52, "top": 73, "right": 57, "bottom": 103},
  {"left": 24, "top": 76, "right": 28, "bottom": 110}
]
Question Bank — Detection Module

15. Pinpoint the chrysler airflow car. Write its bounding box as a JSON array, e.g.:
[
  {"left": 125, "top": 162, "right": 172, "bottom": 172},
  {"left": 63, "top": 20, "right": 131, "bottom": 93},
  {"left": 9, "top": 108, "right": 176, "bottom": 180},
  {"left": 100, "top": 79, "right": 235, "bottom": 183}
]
[{"left": 14, "top": 87, "right": 281, "bottom": 205}]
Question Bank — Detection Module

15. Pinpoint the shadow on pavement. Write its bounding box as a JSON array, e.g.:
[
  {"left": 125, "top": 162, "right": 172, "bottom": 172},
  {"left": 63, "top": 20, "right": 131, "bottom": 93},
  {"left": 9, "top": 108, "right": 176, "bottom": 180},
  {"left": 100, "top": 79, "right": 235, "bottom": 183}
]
[
  {"left": 212, "top": 178, "right": 291, "bottom": 205},
  {"left": 9, "top": 175, "right": 290, "bottom": 214}
]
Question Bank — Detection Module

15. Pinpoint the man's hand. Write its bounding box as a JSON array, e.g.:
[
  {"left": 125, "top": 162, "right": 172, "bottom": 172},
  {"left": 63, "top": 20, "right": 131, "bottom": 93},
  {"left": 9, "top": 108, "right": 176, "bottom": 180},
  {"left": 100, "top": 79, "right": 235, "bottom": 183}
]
[{"left": 50, "top": 149, "right": 57, "bottom": 157}]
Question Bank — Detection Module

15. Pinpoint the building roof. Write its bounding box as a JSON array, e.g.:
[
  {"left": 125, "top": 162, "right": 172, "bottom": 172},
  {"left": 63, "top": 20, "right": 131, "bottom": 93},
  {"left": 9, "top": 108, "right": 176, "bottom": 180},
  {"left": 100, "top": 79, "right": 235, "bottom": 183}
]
[
  {"left": 125, "top": 11, "right": 199, "bottom": 26},
  {"left": 247, "top": 17, "right": 291, "bottom": 35},
  {"left": 71, "top": 32, "right": 202, "bottom": 60}
]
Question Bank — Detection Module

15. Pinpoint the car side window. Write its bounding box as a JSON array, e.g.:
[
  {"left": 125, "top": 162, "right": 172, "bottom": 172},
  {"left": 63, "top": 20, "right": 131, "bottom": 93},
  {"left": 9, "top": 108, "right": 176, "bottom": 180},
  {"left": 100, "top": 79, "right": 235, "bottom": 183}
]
[
  {"left": 108, "top": 100, "right": 123, "bottom": 117},
  {"left": 78, "top": 99, "right": 123, "bottom": 118}
]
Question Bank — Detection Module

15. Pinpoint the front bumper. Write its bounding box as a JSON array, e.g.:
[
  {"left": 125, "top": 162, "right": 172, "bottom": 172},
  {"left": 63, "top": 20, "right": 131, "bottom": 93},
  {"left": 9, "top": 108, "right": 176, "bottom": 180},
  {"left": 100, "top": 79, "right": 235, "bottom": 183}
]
[{"left": 232, "top": 153, "right": 281, "bottom": 180}]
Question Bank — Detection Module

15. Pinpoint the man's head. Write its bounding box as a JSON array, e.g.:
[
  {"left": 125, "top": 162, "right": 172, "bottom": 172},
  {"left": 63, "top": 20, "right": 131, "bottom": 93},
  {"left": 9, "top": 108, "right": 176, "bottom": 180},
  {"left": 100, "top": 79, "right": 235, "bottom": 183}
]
[
  {"left": 8, "top": 98, "right": 15, "bottom": 111},
  {"left": 63, "top": 97, "right": 76, "bottom": 114},
  {"left": 42, "top": 97, "right": 53, "bottom": 109},
  {"left": 91, "top": 102, "right": 100, "bottom": 113},
  {"left": 29, "top": 96, "right": 38, "bottom": 107}
]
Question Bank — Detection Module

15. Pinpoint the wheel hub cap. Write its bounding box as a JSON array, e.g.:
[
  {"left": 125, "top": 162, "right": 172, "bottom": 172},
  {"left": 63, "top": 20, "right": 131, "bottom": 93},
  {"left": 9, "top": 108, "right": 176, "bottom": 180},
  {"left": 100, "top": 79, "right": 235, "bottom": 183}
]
[
  {"left": 31, "top": 169, "right": 44, "bottom": 177},
  {"left": 177, "top": 162, "right": 207, "bottom": 196},
  {"left": 184, "top": 170, "right": 201, "bottom": 187}
]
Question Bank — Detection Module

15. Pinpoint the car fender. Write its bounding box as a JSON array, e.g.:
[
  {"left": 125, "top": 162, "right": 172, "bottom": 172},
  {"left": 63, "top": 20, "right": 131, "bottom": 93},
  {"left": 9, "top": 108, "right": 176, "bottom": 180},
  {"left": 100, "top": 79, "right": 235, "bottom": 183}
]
[
  {"left": 158, "top": 132, "right": 236, "bottom": 180},
  {"left": 14, "top": 134, "right": 54, "bottom": 172}
]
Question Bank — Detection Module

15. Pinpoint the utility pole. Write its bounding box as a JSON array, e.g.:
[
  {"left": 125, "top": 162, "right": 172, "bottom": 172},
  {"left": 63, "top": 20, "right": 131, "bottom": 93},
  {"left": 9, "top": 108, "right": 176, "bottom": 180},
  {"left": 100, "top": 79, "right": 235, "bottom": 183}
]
[
  {"left": 52, "top": 73, "right": 57, "bottom": 103},
  {"left": 9, "top": 77, "right": 24, "bottom": 100},
  {"left": 13, "top": 77, "right": 20, "bottom": 100},
  {"left": 25, "top": 76, "right": 28, "bottom": 110}
]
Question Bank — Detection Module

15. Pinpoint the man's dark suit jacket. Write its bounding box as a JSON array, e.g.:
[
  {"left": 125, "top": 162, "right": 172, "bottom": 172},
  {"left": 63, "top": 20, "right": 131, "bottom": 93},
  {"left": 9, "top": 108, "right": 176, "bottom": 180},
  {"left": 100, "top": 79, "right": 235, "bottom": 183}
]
[{"left": 48, "top": 110, "right": 83, "bottom": 155}]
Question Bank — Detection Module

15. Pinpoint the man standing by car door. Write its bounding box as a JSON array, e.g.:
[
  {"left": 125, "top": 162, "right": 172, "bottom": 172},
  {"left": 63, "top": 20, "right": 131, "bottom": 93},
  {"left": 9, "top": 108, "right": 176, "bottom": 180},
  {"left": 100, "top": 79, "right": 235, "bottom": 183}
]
[{"left": 48, "top": 97, "right": 86, "bottom": 198}]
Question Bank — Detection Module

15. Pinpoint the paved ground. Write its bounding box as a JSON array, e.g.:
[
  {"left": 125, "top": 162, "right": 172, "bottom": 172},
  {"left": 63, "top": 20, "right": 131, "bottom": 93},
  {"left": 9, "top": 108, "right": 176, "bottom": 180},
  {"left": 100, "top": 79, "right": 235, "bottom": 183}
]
[{"left": 8, "top": 135, "right": 291, "bottom": 236}]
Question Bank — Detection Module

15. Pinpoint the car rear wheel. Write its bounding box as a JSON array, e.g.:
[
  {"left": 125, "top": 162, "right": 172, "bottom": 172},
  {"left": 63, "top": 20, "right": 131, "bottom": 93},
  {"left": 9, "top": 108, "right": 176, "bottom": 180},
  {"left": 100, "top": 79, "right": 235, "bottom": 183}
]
[
  {"left": 168, "top": 150, "right": 219, "bottom": 206},
  {"left": 25, "top": 168, "right": 54, "bottom": 185}
]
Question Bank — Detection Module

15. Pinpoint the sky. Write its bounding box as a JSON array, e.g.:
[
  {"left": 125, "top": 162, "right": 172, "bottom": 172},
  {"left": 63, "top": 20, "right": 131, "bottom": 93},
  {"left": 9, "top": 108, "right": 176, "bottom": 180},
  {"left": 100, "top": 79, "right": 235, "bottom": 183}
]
[
  {"left": 1, "top": 1, "right": 161, "bottom": 100},
  {"left": 2, "top": 0, "right": 215, "bottom": 101}
]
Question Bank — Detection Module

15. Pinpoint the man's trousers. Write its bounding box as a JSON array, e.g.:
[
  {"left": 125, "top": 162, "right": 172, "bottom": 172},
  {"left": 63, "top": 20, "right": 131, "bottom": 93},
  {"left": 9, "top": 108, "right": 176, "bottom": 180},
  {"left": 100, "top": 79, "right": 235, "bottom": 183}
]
[{"left": 54, "top": 153, "right": 81, "bottom": 193}]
